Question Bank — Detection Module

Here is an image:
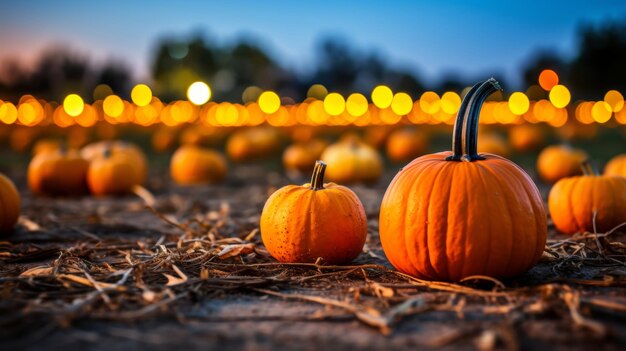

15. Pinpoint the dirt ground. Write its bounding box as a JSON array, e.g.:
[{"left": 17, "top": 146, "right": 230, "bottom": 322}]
[{"left": 1, "top": 164, "right": 625, "bottom": 351}]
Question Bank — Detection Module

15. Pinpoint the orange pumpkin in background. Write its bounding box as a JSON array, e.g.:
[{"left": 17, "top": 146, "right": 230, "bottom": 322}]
[
  {"left": 364, "top": 126, "right": 393, "bottom": 149},
  {"left": 261, "top": 161, "right": 367, "bottom": 264},
  {"left": 536, "top": 144, "right": 587, "bottom": 183},
  {"left": 81, "top": 140, "right": 148, "bottom": 186},
  {"left": 0, "top": 174, "right": 20, "bottom": 234},
  {"left": 509, "top": 123, "right": 546, "bottom": 152},
  {"left": 87, "top": 148, "right": 138, "bottom": 196},
  {"left": 282, "top": 139, "right": 327, "bottom": 174},
  {"left": 28, "top": 149, "right": 89, "bottom": 196},
  {"left": 477, "top": 132, "right": 510, "bottom": 157},
  {"left": 549, "top": 160, "right": 626, "bottom": 235},
  {"left": 152, "top": 127, "right": 177, "bottom": 153},
  {"left": 226, "top": 127, "right": 281, "bottom": 162},
  {"left": 385, "top": 128, "right": 428, "bottom": 163},
  {"left": 170, "top": 145, "right": 228, "bottom": 185},
  {"left": 320, "top": 137, "right": 383, "bottom": 184},
  {"left": 604, "top": 154, "right": 626, "bottom": 177},
  {"left": 379, "top": 79, "right": 547, "bottom": 282},
  {"left": 31, "top": 139, "right": 62, "bottom": 156}
]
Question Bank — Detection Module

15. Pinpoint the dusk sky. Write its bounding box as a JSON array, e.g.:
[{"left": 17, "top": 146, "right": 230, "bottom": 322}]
[{"left": 1, "top": 0, "right": 625, "bottom": 88}]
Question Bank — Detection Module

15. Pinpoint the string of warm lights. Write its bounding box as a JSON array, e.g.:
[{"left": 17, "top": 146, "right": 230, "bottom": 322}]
[{"left": 0, "top": 70, "right": 624, "bottom": 128}]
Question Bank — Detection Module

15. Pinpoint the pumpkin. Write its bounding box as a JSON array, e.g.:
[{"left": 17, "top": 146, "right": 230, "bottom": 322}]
[
  {"left": 549, "top": 161, "right": 626, "bottom": 234},
  {"left": 320, "top": 137, "right": 383, "bottom": 184},
  {"left": 604, "top": 154, "right": 626, "bottom": 177},
  {"left": 261, "top": 161, "right": 367, "bottom": 264},
  {"left": 152, "top": 127, "right": 177, "bottom": 153},
  {"left": 379, "top": 78, "right": 547, "bottom": 282},
  {"left": 477, "top": 132, "right": 510, "bottom": 157},
  {"left": 0, "top": 173, "right": 20, "bottom": 234},
  {"left": 282, "top": 139, "right": 327, "bottom": 174},
  {"left": 81, "top": 141, "right": 148, "bottom": 186},
  {"left": 385, "top": 128, "right": 428, "bottom": 163},
  {"left": 537, "top": 145, "right": 587, "bottom": 183},
  {"left": 28, "top": 149, "right": 89, "bottom": 196},
  {"left": 508, "top": 124, "right": 546, "bottom": 152},
  {"left": 31, "top": 139, "right": 62, "bottom": 156},
  {"left": 87, "top": 148, "right": 138, "bottom": 196},
  {"left": 364, "top": 126, "right": 393, "bottom": 149},
  {"left": 226, "top": 127, "right": 281, "bottom": 162},
  {"left": 170, "top": 145, "right": 227, "bottom": 185}
]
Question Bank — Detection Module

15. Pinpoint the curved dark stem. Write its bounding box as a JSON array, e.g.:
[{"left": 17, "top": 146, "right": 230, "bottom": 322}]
[
  {"left": 462, "top": 78, "right": 503, "bottom": 161},
  {"left": 581, "top": 159, "right": 596, "bottom": 176},
  {"left": 310, "top": 160, "right": 327, "bottom": 190},
  {"left": 445, "top": 82, "right": 482, "bottom": 161}
]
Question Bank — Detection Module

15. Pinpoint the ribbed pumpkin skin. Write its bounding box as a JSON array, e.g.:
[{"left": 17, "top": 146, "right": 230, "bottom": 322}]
[
  {"left": 549, "top": 175, "right": 626, "bottom": 235},
  {"left": 28, "top": 151, "right": 89, "bottom": 196},
  {"left": 380, "top": 152, "right": 547, "bottom": 282},
  {"left": 0, "top": 174, "right": 20, "bottom": 234},
  {"left": 81, "top": 141, "right": 148, "bottom": 186},
  {"left": 261, "top": 183, "right": 367, "bottom": 264},
  {"left": 604, "top": 154, "right": 626, "bottom": 177},
  {"left": 170, "top": 145, "right": 227, "bottom": 185}
]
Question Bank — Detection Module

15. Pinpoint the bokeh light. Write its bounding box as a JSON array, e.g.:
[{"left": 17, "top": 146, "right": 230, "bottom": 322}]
[
  {"left": 549, "top": 85, "right": 571, "bottom": 108},
  {"left": 258, "top": 91, "right": 280, "bottom": 114},
  {"left": 346, "top": 93, "right": 368, "bottom": 117},
  {"left": 440, "top": 92, "right": 461, "bottom": 114},
  {"left": 187, "top": 81, "right": 212, "bottom": 105},
  {"left": 604, "top": 90, "right": 624, "bottom": 112},
  {"left": 371, "top": 85, "right": 393, "bottom": 109},
  {"left": 391, "top": 92, "right": 412, "bottom": 115},
  {"left": 131, "top": 84, "right": 153, "bottom": 107},
  {"left": 419, "top": 91, "right": 440, "bottom": 114},
  {"left": 508, "top": 92, "right": 530, "bottom": 115},
  {"left": 307, "top": 84, "right": 328, "bottom": 100},
  {"left": 591, "top": 101, "right": 612, "bottom": 123},
  {"left": 324, "top": 93, "right": 346, "bottom": 116},
  {"left": 538, "top": 69, "right": 559, "bottom": 91},
  {"left": 63, "top": 94, "right": 84, "bottom": 117},
  {"left": 103, "top": 95, "right": 124, "bottom": 117}
]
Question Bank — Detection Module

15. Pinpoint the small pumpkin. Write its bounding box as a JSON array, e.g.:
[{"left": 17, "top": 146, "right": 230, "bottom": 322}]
[
  {"left": 379, "top": 79, "right": 547, "bottom": 282},
  {"left": 508, "top": 124, "right": 546, "bottom": 152},
  {"left": 261, "top": 161, "right": 367, "bottom": 264},
  {"left": 604, "top": 154, "right": 626, "bottom": 177},
  {"left": 226, "top": 127, "right": 281, "bottom": 162},
  {"left": 282, "top": 139, "right": 327, "bottom": 174},
  {"left": 385, "top": 128, "right": 428, "bottom": 163},
  {"left": 87, "top": 148, "right": 138, "bottom": 196},
  {"left": 28, "top": 148, "right": 89, "bottom": 196},
  {"left": 0, "top": 173, "right": 20, "bottom": 234},
  {"left": 549, "top": 160, "right": 626, "bottom": 234},
  {"left": 151, "top": 127, "right": 177, "bottom": 153},
  {"left": 320, "top": 137, "right": 383, "bottom": 184},
  {"left": 81, "top": 140, "right": 148, "bottom": 186},
  {"left": 537, "top": 144, "right": 587, "bottom": 183},
  {"left": 170, "top": 145, "right": 228, "bottom": 185}
]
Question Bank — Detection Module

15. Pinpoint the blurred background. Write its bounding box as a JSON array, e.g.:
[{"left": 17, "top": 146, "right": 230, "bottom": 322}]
[{"left": 1, "top": 0, "right": 626, "bottom": 183}]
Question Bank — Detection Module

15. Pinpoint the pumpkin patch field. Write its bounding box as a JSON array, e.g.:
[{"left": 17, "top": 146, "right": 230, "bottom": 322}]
[{"left": 2, "top": 3, "right": 626, "bottom": 350}]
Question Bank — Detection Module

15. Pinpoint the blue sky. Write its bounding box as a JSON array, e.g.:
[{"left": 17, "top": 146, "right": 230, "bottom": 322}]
[{"left": 1, "top": 0, "right": 625, "bottom": 88}]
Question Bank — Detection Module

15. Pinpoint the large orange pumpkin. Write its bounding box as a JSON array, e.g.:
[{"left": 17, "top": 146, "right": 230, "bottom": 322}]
[
  {"left": 379, "top": 79, "right": 547, "bottom": 282},
  {"left": 320, "top": 137, "right": 383, "bottom": 184},
  {"left": 0, "top": 174, "right": 20, "bottom": 234},
  {"left": 261, "top": 161, "right": 367, "bottom": 264},
  {"left": 170, "top": 145, "right": 228, "bottom": 185},
  {"left": 604, "top": 154, "right": 626, "bottom": 177},
  {"left": 81, "top": 140, "right": 148, "bottom": 186},
  {"left": 28, "top": 149, "right": 89, "bottom": 196},
  {"left": 87, "top": 149, "right": 138, "bottom": 196},
  {"left": 385, "top": 128, "right": 428, "bottom": 163},
  {"left": 549, "top": 161, "right": 626, "bottom": 235},
  {"left": 536, "top": 144, "right": 587, "bottom": 183},
  {"left": 282, "top": 139, "right": 327, "bottom": 174}
]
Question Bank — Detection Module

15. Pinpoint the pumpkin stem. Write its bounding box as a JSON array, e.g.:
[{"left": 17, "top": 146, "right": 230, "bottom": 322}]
[
  {"left": 581, "top": 159, "right": 596, "bottom": 176},
  {"left": 446, "top": 82, "right": 482, "bottom": 161},
  {"left": 310, "top": 160, "right": 327, "bottom": 190},
  {"left": 462, "top": 78, "right": 502, "bottom": 162}
]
